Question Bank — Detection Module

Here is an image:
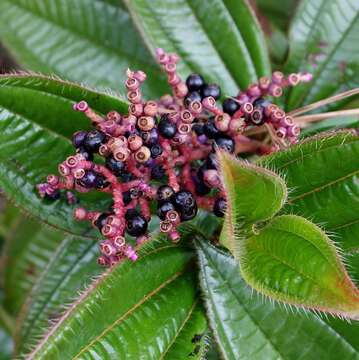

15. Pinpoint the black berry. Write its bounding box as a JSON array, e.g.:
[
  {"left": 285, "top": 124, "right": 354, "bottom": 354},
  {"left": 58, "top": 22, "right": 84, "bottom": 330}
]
[
  {"left": 214, "top": 136, "right": 235, "bottom": 153},
  {"left": 77, "top": 170, "right": 100, "bottom": 188},
  {"left": 77, "top": 146, "right": 93, "bottom": 161},
  {"left": 184, "top": 91, "right": 202, "bottom": 107},
  {"left": 84, "top": 130, "right": 106, "bottom": 153},
  {"left": 157, "top": 201, "right": 175, "bottom": 220},
  {"left": 126, "top": 215, "right": 148, "bottom": 237},
  {"left": 172, "top": 190, "right": 197, "bottom": 221},
  {"left": 45, "top": 189, "right": 60, "bottom": 201},
  {"left": 222, "top": 98, "right": 240, "bottom": 116},
  {"left": 72, "top": 131, "right": 87, "bottom": 148},
  {"left": 95, "top": 174, "right": 109, "bottom": 190},
  {"left": 203, "top": 118, "right": 221, "bottom": 139},
  {"left": 201, "top": 84, "right": 221, "bottom": 100},
  {"left": 95, "top": 213, "right": 111, "bottom": 231},
  {"left": 125, "top": 208, "right": 139, "bottom": 221},
  {"left": 157, "top": 185, "right": 175, "bottom": 204},
  {"left": 192, "top": 123, "right": 204, "bottom": 136},
  {"left": 193, "top": 173, "right": 211, "bottom": 196},
  {"left": 150, "top": 144, "right": 163, "bottom": 158},
  {"left": 186, "top": 74, "right": 205, "bottom": 92},
  {"left": 213, "top": 198, "right": 226, "bottom": 217},
  {"left": 141, "top": 128, "right": 159, "bottom": 146},
  {"left": 122, "top": 190, "right": 132, "bottom": 206},
  {"left": 158, "top": 116, "right": 177, "bottom": 139},
  {"left": 105, "top": 156, "right": 126, "bottom": 177},
  {"left": 151, "top": 164, "right": 165, "bottom": 180},
  {"left": 205, "top": 152, "right": 217, "bottom": 170}
]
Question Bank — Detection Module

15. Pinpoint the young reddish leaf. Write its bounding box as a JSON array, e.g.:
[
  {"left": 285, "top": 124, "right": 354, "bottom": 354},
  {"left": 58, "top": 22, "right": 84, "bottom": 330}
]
[{"left": 240, "top": 215, "right": 359, "bottom": 319}]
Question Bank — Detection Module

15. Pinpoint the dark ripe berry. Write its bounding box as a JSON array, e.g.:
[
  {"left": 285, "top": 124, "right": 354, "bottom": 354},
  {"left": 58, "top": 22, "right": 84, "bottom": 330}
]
[
  {"left": 141, "top": 128, "right": 159, "bottom": 146},
  {"left": 157, "top": 185, "right": 175, "bottom": 204},
  {"left": 158, "top": 116, "right": 177, "bottom": 139},
  {"left": 77, "top": 146, "right": 93, "bottom": 161},
  {"left": 253, "top": 97, "right": 271, "bottom": 109},
  {"left": 45, "top": 189, "right": 60, "bottom": 201},
  {"left": 193, "top": 174, "right": 211, "bottom": 196},
  {"left": 201, "top": 84, "right": 221, "bottom": 100},
  {"left": 151, "top": 164, "right": 165, "bottom": 180},
  {"left": 213, "top": 198, "right": 226, "bottom": 217},
  {"left": 184, "top": 91, "right": 202, "bottom": 107},
  {"left": 125, "top": 208, "right": 139, "bottom": 221},
  {"left": 84, "top": 130, "right": 106, "bottom": 153},
  {"left": 126, "top": 215, "right": 148, "bottom": 237},
  {"left": 122, "top": 190, "right": 132, "bottom": 206},
  {"left": 157, "top": 201, "right": 175, "bottom": 220},
  {"left": 205, "top": 152, "right": 217, "bottom": 170},
  {"left": 186, "top": 74, "right": 205, "bottom": 92},
  {"left": 72, "top": 131, "right": 87, "bottom": 148},
  {"left": 119, "top": 172, "right": 133, "bottom": 183},
  {"left": 95, "top": 212, "right": 111, "bottom": 231},
  {"left": 129, "top": 187, "right": 142, "bottom": 200},
  {"left": 105, "top": 156, "right": 125, "bottom": 177},
  {"left": 173, "top": 190, "right": 198, "bottom": 221},
  {"left": 214, "top": 136, "right": 235, "bottom": 153},
  {"left": 192, "top": 123, "right": 204, "bottom": 136},
  {"left": 180, "top": 204, "right": 198, "bottom": 221},
  {"left": 203, "top": 118, "right": 221, "bottom": 139},
  {"left": 95, "top": 174, "right": 110, "bottom": 190},
  {"left": 150, "top": 144, "right": 163, "bottom": 158},
  {"left": 222, "top": 98, "right": 240, "bottom": 116},
  {"left": 78, "top": 170, "right": 100, "bottom": 188}
]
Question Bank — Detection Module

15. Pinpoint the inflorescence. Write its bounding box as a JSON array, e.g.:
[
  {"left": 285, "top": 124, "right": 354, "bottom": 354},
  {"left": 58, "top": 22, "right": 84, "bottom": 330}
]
[{"left": 37, "top": 48, "right": 312, "bottom": 266}]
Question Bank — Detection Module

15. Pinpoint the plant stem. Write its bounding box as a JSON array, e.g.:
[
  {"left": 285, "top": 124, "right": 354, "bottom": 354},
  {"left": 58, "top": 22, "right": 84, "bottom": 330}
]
[
  {"left": 294, "top": 109, "right": 359, "bottom": 124},
  {"left": 0, "top": 305, "right": 15, "bottom": 335}
]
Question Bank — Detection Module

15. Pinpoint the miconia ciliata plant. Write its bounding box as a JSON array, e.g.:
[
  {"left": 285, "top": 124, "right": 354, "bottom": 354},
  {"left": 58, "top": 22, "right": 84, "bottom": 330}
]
[{"left": 0, "top": 0, "right": 359, "bottom": 359}]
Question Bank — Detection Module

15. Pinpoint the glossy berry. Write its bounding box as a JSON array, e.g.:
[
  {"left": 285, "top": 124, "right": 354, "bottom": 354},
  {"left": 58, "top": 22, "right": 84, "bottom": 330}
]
[
  {"left": 203, "top": 118, "right": 221, "bottom": 139},
  {"left": 184, "top": 91, "right": 202, "bottom": 107},
  {"left": 126, "top": 214, "right": 148, "bottom": 237},
  {"left": 222, "top": 98, "right": 240, "bottom": 116},
  {"left": 119, "top": 172, "right": 133, "bottom": 183},
  {"left": 141, "top": 128, "right": 159, "bottom": 146},
  {"left": 95, "top": 174, "right": 109, "bottom": 190},
  {"left": 172, "top": 190, "right": 198, "bottom": 221},
  {"left": 158, "top": 116, "right": 177, "bottom": 139},
  {"left": 192, "top": 123, "right": 204, "bottom": 136},
  {"left": 105, "top": 156, "right": 125, "bottom": 176},
  {"left": 157, "top": 201, "right": 175, "bottom": 220},
  {"left": 186, "top": 73, "right": 205, "bottom": 92},
  {"left": 78, "top": 170, "right": 100, "bottom": 188},
  {"left": 157, "top": 185, "right": 175, "bottom": 204},
  {"left": 151, "top": 164, "right": 165, "bottom": 180},
  {"left": 193, "top": 173, "right": 211, "bottom": 196},
  {"left": 201, "top": 84, "right": 221, "bottom": 100},
  {"left": 205, "top": 152, "right": 217, "bottom": 170},
  {"left": 84, "top": 130, "right": 106, "bottom": 153},
  {"left": 213, "top": 197, "right": 226, "bottom": 217},
  {"left": 77, "top": 146, "right": 93, "bottom": 161},
  {"left": 253, "top": 97, "right": 271, "bottom": 109},
  {"left": 125, "top": 208, "right": 139, "bottom": 221},
  {"left": 45, "top": 189, "right": 60, "bottom": 201},
  {"left": 122, "top": 190, "right": 132, "bottom": 206},
  {"left": 150, "top": 144, "right": 163, "bottom": 158},
  {"left": 72, "top": 131, "right": 87, "bottom": 148},
  {"left": 95, "top": 213, "right": 111, "bottom": 231},
  {"left": 214, "top": 136, "right": 235, "bottom": 153}
]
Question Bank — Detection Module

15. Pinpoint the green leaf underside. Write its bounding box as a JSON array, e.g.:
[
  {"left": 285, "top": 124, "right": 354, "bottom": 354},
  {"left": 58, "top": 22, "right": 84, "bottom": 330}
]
[
  {"left": 285, "top": 0, "right": 359, "bottom": 109},
  {"left": 196, "top": 240, "right": 359, "bottom": 360},
  {"left": 26, "top": 237, "right": 207, "bottom": 359},
  {"left": 0, "top": 75, "right": 127, "bottom": 237},
  {"left": 15, "top": 235, "right": 101, "bottom": 356},
  {"left": 124, "top": 0, "right": 271, "bottom": 94},
  {"left": 241, "top": 215, "right": 359, "bottom": 317},
  {"left": 217, "top": 150, "right": 287, "bottom": 251},
  {"left": 3, "top": 218, "right": 64, "bottom": 315},
  {"left": 0, "top": 0, "right": 167, "bottom": 97},
  {"left": 259, "top": 131, "right": 359, "bottom": 252}
]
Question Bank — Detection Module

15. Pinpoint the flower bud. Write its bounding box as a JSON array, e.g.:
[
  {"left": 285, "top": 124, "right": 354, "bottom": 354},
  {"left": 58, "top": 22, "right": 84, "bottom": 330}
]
[
  {"left": 214, "top": 114, "right": 230, "bottom": 132},
  {"left": 113, "top": 147, "right": 130, "bottom": 162},
  {"left": 128, "top": 134, "right": 143, "bottom": 151},
  {"left": 137, "top": 116, "right": 155, "bottom": 131},
  {"left": 144, "top": 101, "right": 158, "bottom": 117},
  {"left": 134, "top": 146, "right": 151, "bottom": 163},
  {"left": 129, "top": 103, "right": 143, "bottom": 117}
]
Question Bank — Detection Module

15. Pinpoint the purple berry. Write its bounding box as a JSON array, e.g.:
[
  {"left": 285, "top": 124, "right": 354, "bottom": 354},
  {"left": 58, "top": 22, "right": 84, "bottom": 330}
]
[
  {"left": 186, "top": 74, "right": 205, "bottom": 92},
  {"left": 157, "top": 201, "right": 175, "bottom": 220},
  {"left": 126, "top": 214, "right": 148, "bottom": 237},
  {"left": 72, "top": 131, "right": 88, "bottom": 148},
  {"left": 201, "top": 84, "right": 221, "bottom": 100},
  {"left": 158, "top": 116, "right": 177, "bottom": 139},
  {"left": 84, "top": 130, "right": 106, "bottom": 153},
  {"left": 213, "top": 198, "right": 226, "bottom": 217},
  {"left": 222, "top": 98, "right": 239, "bottom": 116}
]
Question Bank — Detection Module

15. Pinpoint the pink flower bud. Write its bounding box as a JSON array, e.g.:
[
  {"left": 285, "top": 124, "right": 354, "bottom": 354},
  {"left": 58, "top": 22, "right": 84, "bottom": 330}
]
[
  {"left": 129, "top": 103, "right": 143, "bottom": 117},
  {"left": 144, "top": 101, "right": 158, "bottom": 117}
]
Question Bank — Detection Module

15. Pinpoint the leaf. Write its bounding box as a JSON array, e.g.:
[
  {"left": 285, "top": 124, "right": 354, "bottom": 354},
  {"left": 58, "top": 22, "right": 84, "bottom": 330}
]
[
  {"left": 3, "top": 217, "right": 64, "bottom": 315},
  {"left": 196, "top": 239, "right": 359, "bottom": 360},
  {"left": 285, "top": 0, "right": 359, "bottom": 109},
  {"left": 0, "top": 74, "right": 127, "bottom": 237},
  {"left": 124, "top": 0, "right": 271, "bottom": 94},
  {"left": 240, "top": 214, "right": 359, "bottom": 318},
  {"left": 0, "top": 0, "right": 167, "bottom": 97},
  {"left": 259, "top": 131, "right": 359, "bottom": 252},
  {"left": 22, "top": 235, "right": 208, "bottom": 359},
  {"left": 0, "top": 327, "right": 13, "bottom": 360},
  {"left": 217, "top": 150, "right": 287, "bottom": 251}
]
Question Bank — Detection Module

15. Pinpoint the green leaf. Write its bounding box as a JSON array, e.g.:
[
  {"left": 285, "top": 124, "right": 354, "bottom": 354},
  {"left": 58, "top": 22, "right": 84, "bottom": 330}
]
[
  {"left": 285, "top": 0, "right": 359, "bottom": 109},
  {"left": 259, "top": 131, "right": 359, "bottom": 252},
  {"left": 124, "top": 0, "right": 271, "bottom": 94},
  {"left": 0, "top": 74, "right": 127, "bottom": 237},
  {"left": 240, "top": 214, "right": 359, "bottom": 318},
  {"left": 196, "top": 239, "right": 359, "bottom": 360},
  {"left": 15, "top": 235, "right": 101, "bottom": 355},
  {"left": 0, "top": 327, "right": 13, "bottom": 360},
  {"left": 0, "top": 0, "right": 167, "bottom": 97},
  {"left": 3, "top": 217, "right": 64, "bottom": 314},
  {"left": 217, "top": 150, "right": 287, "bottom": 251},
  {"left": 22, "top": 236, "right": 207, "bottom": 359}
]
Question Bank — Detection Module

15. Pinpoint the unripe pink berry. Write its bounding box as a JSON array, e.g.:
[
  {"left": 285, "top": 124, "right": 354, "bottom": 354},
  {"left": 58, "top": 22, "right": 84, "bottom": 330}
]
[
  {"left": 73, "top": 101, "right": 88, "bottom": 112},
  {"left": 241, "top": 102, "right": 253, "bottom": 115},
  {"left": 144, "top": 101, "right": 158, "bottom": 117},
  {"left": 65, "top": 156, "right": 78, "bottom": 168},
  {"left": 160, "top": 220, "right": 173, "bottom": 233},
  {"left": 174, "top": 82, "right": 188, "bottom": 98},
  {"left": 100, "top": 240, "right": 116, "bottom": 257},
  {"left": 272, "top": 71, "right": 284, "bottom": 85},
  {"left": 134, "top": 146, "right": 151, "bottom": 163},
  {"left": 229, "top": 118, "right": 245, "bottom": 134},
  {"left": 180, "top": 110, "right": 194, "bottom": 124},
  {"left": 215, "top": 114, "right": 230, "bottom": 132},
  {"left": 47, "top": 174, "right": 59, "bottom": 186},
  {"left": 247, "top": 84, "right": 261, "bottom": 97},
  {"left": 113, "top": 236, "right": 126, "bottom": 249},
  {"left": 127, "top": 89, "right": 142, "bottom": 104},
  {"left": 269, "top": 84, "right": 283, "bottom": 97},
  {"left": 129, "top": 103, "right": 143, "bottom": 117},
  {"left": 106, "top": 111, "right": 122, "bottom": 123},
  {"left": 106, "top": 215, "right": 124, "bottom": 228},
  {"left": 97, "top": 256, "right": 109, "bottom": 266},
  {"left": 74, "top": 207, "right": 87, "bottom": 220},
  {"left": 128, "top": 134, "right": 143, "bottom": 151},
  {"left": 287, "top": 124, "right": 300, "bottom": 137},
  {"left": 137, "top": 116, "right": 155, "bottom": 131},
  {"left": 178, "top": 123, "right": 192, "bottom": 135},
  {"left": 169, "top": 230, "right": 180, "bottom": 243},
  {"left": 276, "top": 127, "right": 287, "bottom": 138},
  {"left": 204, "top": 169, "right": 221, "bottom": 187},
  {"left": 188, "top": 100, "right": 202, "bottom": 115},
  {"left": 113, "top": 147, "right": 130, "bottom": 162},
  {"left": 58, "top": 163, "right": 70, "bottom": 176},
  {"left": 125, "top": 77, "right": 140, "bottom": 90},
  {"left": 102, "top": 224, "right": 119, "bottom": 237}
]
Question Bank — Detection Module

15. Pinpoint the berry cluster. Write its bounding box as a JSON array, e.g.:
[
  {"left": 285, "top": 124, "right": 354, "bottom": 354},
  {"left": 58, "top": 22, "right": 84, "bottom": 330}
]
[{"left": 37, "top": 48, "right": 312, "bottom": 266}]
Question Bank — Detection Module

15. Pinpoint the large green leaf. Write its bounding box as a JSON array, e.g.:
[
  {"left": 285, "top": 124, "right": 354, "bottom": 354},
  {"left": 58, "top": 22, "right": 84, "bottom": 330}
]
[
  {"left": 285, "top": 0, "right": 359, "bottom": 109},
  {"left": 0, "top": 74, "right": 127, "bottom": 237},
  {"left": 25, "top": 238, "right": 207, "bottom": 359},
  {"left": 259, "top": 131, "right": 359, "bottom": 252},
  {"left": 3, "top": 217, "right": 64, "bottom": 315},
  {"left": 124, "top": 0, "right": 271, "bottom": 94},
  {"left": 0, "top": 0, "right": 167, "bottom": 97},
  {"left": 240, "top": 215, "right": 359, "bottom": 318},
  {"left": 196, "top": 239, "right": 359, "bottom": 360}
]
